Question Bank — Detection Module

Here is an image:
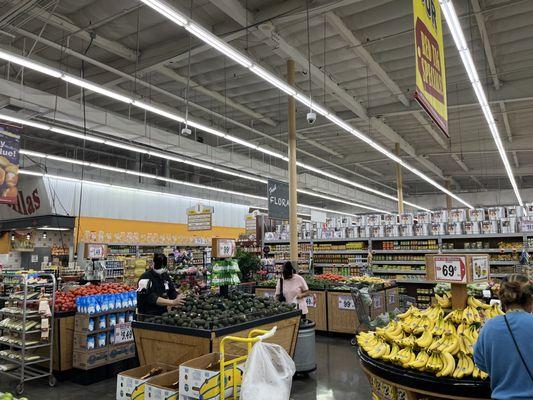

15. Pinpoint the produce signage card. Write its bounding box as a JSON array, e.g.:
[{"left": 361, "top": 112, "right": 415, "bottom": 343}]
[{"left": 0, "top": 129, "right": 20, "bottom": 204}]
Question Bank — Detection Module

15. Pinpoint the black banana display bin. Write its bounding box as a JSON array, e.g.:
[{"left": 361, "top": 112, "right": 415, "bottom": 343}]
[{"left": 357, "top": 348, "right": 491, "bottom": 399}]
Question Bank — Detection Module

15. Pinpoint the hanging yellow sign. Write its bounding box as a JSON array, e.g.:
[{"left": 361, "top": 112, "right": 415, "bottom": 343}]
[{"left": 413, "top": 0, "right": 448, "bottom": 137}]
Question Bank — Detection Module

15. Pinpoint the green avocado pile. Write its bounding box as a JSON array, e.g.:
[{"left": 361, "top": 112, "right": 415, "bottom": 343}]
[{"left": 143, "top": 291, "right": 296, "bottom": 330}]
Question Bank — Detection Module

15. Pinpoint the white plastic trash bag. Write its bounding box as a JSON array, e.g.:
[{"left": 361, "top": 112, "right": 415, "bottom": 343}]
[{"left": 240, "top": 342, "right": 296, "bottom": 400}]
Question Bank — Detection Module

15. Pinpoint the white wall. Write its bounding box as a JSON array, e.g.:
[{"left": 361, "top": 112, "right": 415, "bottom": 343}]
[{"left": 43, "top": 176, "right": 249, "bottom": 228}]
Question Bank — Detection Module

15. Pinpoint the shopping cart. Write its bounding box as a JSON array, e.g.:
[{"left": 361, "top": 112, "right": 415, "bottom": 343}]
[
  {"left": 350, "top": 287, "right": 374, "bottom": 346},
  {"left": 218, "top": 326, "right": 278, "bottom": 400}
]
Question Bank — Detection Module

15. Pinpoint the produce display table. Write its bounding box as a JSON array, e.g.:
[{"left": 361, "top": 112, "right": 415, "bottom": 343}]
[
  {"left": 53, "top": 311, "right": 75, "bottom": 371},
  {"left": 358, "top": 348, "right": 491, "bottom": 400},
  {"left": 132, "top": 310, "right": 301, "bottom": 366},
  {"left": 255, "top": 287, "right": 327, "bottom": 331}
]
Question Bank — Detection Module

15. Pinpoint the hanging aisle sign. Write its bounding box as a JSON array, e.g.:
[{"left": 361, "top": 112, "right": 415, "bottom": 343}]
[
  {"left": 413, "top": 0, "right": 449, "bottom": 137},
  {"left": 267, "top": 179, "right": 289, "bottom": 220},
  {"left": 187, "top": 203, "right": 213, "bottom": 231},
  {"left": 0, "top": 128, "right": 20, "bottom": 204}
]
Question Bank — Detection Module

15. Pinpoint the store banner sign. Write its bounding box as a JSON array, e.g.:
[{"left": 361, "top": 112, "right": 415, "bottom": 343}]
[
  {"left": 186, "top": 203, "right": 213, "bottom": 231},
  {"left": 267, "top": 179, "right": 289, "bottom": 220},
  {"left": 413, "top": 0, "right": 449, "bottom": 137},
  {"left": 0, "top": 176, "right": 52, "bottom": 221},
  {"left": 0, "top": 129, "right": 20, "bottom": 204}
]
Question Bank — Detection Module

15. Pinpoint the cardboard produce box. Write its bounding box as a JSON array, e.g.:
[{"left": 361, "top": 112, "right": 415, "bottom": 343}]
[
  {"left": 72, "top": 347, "right": 109, "bottom": 370},
  {"left": 145, "top": 370, "right": 180, "bottom": 400},
  {"left": 179, "top": 353, "right": 244, "bottom": 400},
  {"left": 116, "top": 362, "right": 178, "bottom": 400},
  {"left": 73, "top": 333, "right": 108, "bottom": 350},
  {"left": 369, "top": 291, "right": 386, "bottom": 319},
  {"left": 109, "top": 342, "right": 136, "bottom": 362},
  {"left": 385, "top": 287, "right": 400, "bottom": 312}
]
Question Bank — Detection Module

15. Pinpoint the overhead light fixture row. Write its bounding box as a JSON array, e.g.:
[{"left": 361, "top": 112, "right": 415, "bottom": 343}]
[
  {"left": 136, "top": 0, "right": 473, "bottom": 209},
  {"left": 0, "top": 48, "right": 433, "bottom": 209},
  {"left": 438, "top": 0, "right": 522, "bottom": 206}
]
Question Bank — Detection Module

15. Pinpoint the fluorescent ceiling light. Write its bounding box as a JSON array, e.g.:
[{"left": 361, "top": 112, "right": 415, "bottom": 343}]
[
  {"left": 0, "top": 50, "right": 62, "bottom": 78},
  {"left": 186, "top": 23, "right": 252, "bottom": 68},
  {"left": 36, "top": 227, "right": 70, "bottom": 231},
  {"left": 22, "top": 150, "right": 391, "bottom": 213},
  {"left": 62, "top": 75, "right": 133, "bottom": 104},
  {"left": 0, "top": 49, "right": 433, "bottom": 210},
  {"left": 439, "top": 0, "right": 522, "bottom": 206},
  {"left": 139, "top": 0, "right": 188, "bottom": 26}
]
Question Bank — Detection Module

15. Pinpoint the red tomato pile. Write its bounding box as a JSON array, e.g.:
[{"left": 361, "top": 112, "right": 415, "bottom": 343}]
[
  {"left": 54, "top": 283, "right": 135, "bottom": 312},
  {"left": 314, "top": 273, "right": 346, "bottom": 282}
]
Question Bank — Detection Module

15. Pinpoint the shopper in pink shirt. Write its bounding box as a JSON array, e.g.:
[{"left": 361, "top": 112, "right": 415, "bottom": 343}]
[{"left": 275, "top": 261, "right": 310, "bottom": 316}]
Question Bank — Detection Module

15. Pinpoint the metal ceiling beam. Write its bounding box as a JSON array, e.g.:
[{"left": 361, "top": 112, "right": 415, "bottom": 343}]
[
  {"left": 8, "top": 1, "right": 138, "bottom": 61},
  {"left": 255, "top": 23, "right": 446, "bottom": 180},
  {"left": 471, "top": 0, "right": 500, "bottom": 90},
  {"left": 156, "top": 67, "right": 277, "bottom": 127},
  {"left": 325, "top": 11, "right": 410, "bottom": 107},
  {"left": 209, "top": 0, "right": 253, "bottom": 27},
  {"left": 499, "top": 102, "right": 512, "bottom": 142}
]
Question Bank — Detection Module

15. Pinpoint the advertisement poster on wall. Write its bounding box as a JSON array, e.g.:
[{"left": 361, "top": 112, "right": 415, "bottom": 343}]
[
  {"left": 413, "top": 0, "right": 448, "bottom": 137},
  {"left": 0, "top": 128, "right": 20, "bottom": 204}
]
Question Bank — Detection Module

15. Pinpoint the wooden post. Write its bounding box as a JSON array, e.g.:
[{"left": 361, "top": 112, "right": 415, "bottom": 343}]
[
  {"left": 445, "top": 178, "right": 453, "bottom": 211},
  {"left": 451, "top": 284, "right": 468, "bottom": 310},
  {"left": 287, "top": 59, "right": 298, "bottom": 264},
  {"left": 395, "top": 143, "right": 404, "bottom": 214}
]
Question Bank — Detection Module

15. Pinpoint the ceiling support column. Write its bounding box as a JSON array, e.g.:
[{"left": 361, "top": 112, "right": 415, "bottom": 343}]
[
  {"left": 287, "top": 59, "right": 298, "bottom": 265},
  {"left": 395, "top": 143, "right": 404, "bottom": 214}
]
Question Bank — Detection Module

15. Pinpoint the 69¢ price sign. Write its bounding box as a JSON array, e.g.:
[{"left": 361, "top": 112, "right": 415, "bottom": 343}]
[{"left": 434, "top": 256, "right": 466, "bottom": 283}]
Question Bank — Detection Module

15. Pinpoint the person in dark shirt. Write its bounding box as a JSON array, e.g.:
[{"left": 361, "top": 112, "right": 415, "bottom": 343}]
[{"left": 137, "top": 253, "right": 185, "bottom": 316}]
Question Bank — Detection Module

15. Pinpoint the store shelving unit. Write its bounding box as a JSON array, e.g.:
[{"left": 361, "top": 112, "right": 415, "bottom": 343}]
[
  {"left": 264, "top": 231, "right": 530, "bottom": 286},
  {"left": 0, "top": 272, "right": 56, "bottom": 394}
]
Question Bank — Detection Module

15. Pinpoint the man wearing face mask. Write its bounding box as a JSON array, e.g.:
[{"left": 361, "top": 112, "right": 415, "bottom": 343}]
[{"left": 137, "top": 253, "right": 186, "bottom": 316}]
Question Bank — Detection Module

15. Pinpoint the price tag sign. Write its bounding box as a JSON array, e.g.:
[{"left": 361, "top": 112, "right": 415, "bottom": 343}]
[
  {"left": 434, "top": 256, "right": 467, "bottom": 283},
  {"left": 114, "top": 322, "right": 133, "bottom": 344},
  {"left": 305, "top": 295, "right": 317, "bottom": 308},
  {"left": 213, "top": 239, "right": 236, "bottom": 258},
  {"left": 482, "top": 289, "right": 492, "bottom": 299},
  {"left": 472, "top": 256, "right": 489, "bottom": 281},
  {"left": 338, "top": 296, "right": 355, "bottom": 310},
  {"left": 263, "top": 291, "right": 275, "bottom": 298}
]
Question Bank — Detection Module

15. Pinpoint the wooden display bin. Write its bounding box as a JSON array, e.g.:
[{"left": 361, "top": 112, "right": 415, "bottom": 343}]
[
  {"left": 327, "top": 290, "right": 386, "bottom": 334},
  {"left": 255, "top": 287, "right": 327, "bottom": 331},
  {"left": 53, "top": 312, "right": 75, "bottom": 371},
  {"left": 327, "top": 291, "right": 358, "bottom": 334},
  {"left": 132, "top": 310, "right": 301, "bottom": 366}
]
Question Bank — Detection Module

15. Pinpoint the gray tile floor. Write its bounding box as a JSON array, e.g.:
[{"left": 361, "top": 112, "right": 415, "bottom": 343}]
[{"left": 0, "top": 335, "right": 370, "bottom": 399}]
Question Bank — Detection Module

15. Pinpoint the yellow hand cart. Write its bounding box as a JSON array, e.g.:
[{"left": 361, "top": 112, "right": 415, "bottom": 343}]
[{"left": 218, "top": 326, "right": 278, "bottom": 400}]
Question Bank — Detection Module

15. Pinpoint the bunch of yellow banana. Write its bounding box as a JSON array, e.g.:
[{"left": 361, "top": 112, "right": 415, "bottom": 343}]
[
  {"left": 367, "top": 341, "right": 391, "bottom": 359},
  {"left": 467, "top": 295, "right": 491, "bottom": 310},
  {"left": 452, "top": 352, "right": 475, "bottom": 379},
  {"left": 483, "top": 303, "right": 505, "bottom": 319},
  {"left": 425, "top": 352, "right": 444, "bottom": 373},
  {"left": 421, "top": 304, "right": 444, "bottom": 320},
  {"left": 397, "top": 334, "right": 416, "bottom": 348},
  {"left": 444, "top": 309, "right": 463, "bottom": 324},
  {"left": 436, "top": 352, "right": 456, "bottom": 377},
  {"left": 415, "top": 329, "right": 434, "bottom": 348},
  {"left": 462, "top": 305, "right": 482, "bottom": 325},
  {"left": 396, "top": 305, "right": 419, "bottom": 320},
  {"left": 378, "top": 320, "right": 404, "bottom": 341},
  {"left": 381, "top": 343, "right": 400, "bottom": 361},
  {"left": 431, "top": 317, "right": 445, "bottom": 335},
  {"left": 395, "top": 347, "right": 416, "bottom": 367},
  {"left": 357, "top": 331, "right": 379, "bottom": 348},
  {"left": 472, "top": 366, "right": 489, "bottom": 380},
  {"left": 435, "top": 292, "right": 452, "bottom": 308},
  {"left": 407, "top": 350, "right": 429, "bottom": 369}
]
